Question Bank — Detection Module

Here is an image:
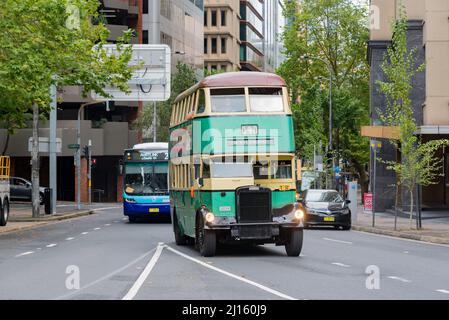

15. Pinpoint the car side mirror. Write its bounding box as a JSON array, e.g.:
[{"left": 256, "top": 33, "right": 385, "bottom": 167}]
[
  {"left": 345, "top": 200, "right": 351, "bottom": 204},
  {"left": 27, "top": 183, "right": 32, "bottom": 188}
]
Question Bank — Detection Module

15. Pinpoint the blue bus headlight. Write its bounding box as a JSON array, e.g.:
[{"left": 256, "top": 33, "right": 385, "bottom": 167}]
[{"left": 125, "top": 198, "right": 136, "bottom": 203}]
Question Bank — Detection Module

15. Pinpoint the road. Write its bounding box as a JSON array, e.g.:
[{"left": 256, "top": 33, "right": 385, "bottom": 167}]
[{"left": 0, "top": 206, "right": 449, "bottom": 300}]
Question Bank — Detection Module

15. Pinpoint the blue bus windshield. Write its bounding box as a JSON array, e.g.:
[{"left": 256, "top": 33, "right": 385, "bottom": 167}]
[{"left": 124, "top": 162, "right": 168, "bottom": 195}]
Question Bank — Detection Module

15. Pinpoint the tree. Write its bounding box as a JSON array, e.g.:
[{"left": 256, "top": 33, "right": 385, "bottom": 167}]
[
  {"left": 134, "top": 61, "right": 198, "bottom": 142},
  {"left": 0, "top": 0, "right": 134, "bottom": 216},
  {"left": 277, "top": 0, "right": 370, "bottom": 195},
  {"left": 377, "top": 3, "right": 449, "bottom": 229}
]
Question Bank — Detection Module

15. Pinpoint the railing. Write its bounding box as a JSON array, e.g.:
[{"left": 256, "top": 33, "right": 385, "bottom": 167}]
[{"left": 0, "top": 156, "right": 10, "bottom": 180}]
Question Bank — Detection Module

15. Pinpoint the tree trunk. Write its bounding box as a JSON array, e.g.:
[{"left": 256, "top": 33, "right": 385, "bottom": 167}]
[
  {"left": 409, "top": 189, "right": 413, "bottom": 229},
  {"left": 352, "top": 158, "right": 368, "bottom": 203},
  {"left": 31, "top": 103, "right": 40, "bottom": 218},
  {"left": 394, "top": 183, "right": 399, "bottom": 231},
  {"left": 1, "top": 132, "right": 10, "bottom": 156}
]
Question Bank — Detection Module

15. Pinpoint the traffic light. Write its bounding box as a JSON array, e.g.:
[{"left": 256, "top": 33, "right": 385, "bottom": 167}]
[
  {"left": 91, "top": 158, "right": 97, "bottom": 168},
  {"left": 82, "top": 145, "right": 89, "bottom": 159}
]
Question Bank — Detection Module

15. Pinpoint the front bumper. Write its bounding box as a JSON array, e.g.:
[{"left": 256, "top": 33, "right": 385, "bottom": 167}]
[
  {"left": 305, "top": 213, "right": 351, "bottom": 226},
  {"left": 123, "top": 202, "right": 170, "bottom": 216}
]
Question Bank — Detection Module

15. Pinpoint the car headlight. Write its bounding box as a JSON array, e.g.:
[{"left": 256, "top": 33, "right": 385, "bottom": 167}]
[
  {"left": 294, "top": 208, "right": 305, "bottom": 220},
  {"left": 205, "top": 212, "right": 215, "bottom": 223},
  {"left": 125, "top": 198, "right": 136, "bottom": 203}
]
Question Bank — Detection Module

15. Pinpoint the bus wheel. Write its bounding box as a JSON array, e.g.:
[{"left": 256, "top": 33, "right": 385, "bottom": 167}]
[
  {"left": 173, "top": 212, "right": 188, "bottom": 245},
  {"left": 196, "top": 215, "right": 216, "bottom": 257},
  {"left": 0, "top": 199, "right": 9, "bottom": 227},
  {"left": 285, "top": 229, "right": 303, "bottom": 257}
]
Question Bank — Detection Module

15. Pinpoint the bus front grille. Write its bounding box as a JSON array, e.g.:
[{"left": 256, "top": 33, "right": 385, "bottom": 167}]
[{"left": 236, "top": 187, "right": 272, "bottom": 223}]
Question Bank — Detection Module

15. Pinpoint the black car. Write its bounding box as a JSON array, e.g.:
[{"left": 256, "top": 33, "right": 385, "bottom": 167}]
[
  {"left": 302, "top": 189, "right": 351, "bottom": 230},
  {"left": 9, "top": 177, "right": 45, "bottom": 204}
]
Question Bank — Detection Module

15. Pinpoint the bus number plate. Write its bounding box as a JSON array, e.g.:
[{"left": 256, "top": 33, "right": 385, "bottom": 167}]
[{"left": 149, "top": 208, "right": 159, "bottom": 213}]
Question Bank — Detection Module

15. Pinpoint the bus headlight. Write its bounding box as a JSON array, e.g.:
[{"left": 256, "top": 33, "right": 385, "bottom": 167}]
[
  {"left": 125, "top": 198, "right": 136, "bottom": 203},
  {"left": 205, "top": 212, "right": 215, "bottom": 223},
  {"left": 294, "top": 209, "right": 305, "bottom": 220}
]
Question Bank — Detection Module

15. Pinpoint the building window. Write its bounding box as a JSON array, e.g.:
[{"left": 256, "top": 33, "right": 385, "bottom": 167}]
[
  {"left": 211, "top": 10, "right": 217, "bottom": 26},
  {"left": 221, "top": 37, "right": 226, "bottom": 53},
  {"left": 143, "top": 0, "right": 148, "bottom": 14},
  {"left": 211, "top": 37, "right": 217, "bottom": 54},
  {"left": 204, "top": 38, "right": 208, "bottom": 54},
  {"left": 143, "top": 30, "right": 148, "bottom": 44},
  {"left": 204, "top": 10, "right": 207, "bottom": 26},
  {"left": 221, "top": 10, "right": 226, "bottom": 26}
]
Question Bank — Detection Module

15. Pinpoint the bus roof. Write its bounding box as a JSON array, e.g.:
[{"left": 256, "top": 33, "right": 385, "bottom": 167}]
[
  {"left": 132, "top": 142, "right": 168, "bottom": 150},
  {"left": 174, "top": 72, "right": 286, "bottom": 104}
]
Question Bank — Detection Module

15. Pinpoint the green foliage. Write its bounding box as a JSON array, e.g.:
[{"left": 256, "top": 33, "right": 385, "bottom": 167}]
[
  {"left": 377, "top": 2, "right": 448, "bottom": 226},
  {"left": 0, "top": 0, "right": 134, "bottom": 134},
  {"left": 277, "top": 0, "right": 370, "bottom": 178},
  {"left": 134, "top": 61, "right": 198, "bottom": 142}
]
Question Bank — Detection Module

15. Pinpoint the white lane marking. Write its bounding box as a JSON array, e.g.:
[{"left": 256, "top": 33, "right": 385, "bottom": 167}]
[
  {"left": 331, "top": 262, "right": 351, "bottom": 268},
  {"left": 113, "top": 221, "right": 119, "bottom": 223},
  {"left": 55, "top": 247, "right": 157, "bottom": 300},
  {"left": 323, "top": 237, "right": 353, "bottom": 245},
  {"left": 65, "top": 237, "right": 75, "bottom": 241},
  {"left": 165, "top": 245, "right": 297, "bottom": 300},
  {"left": 403, "top": 251, "right": 409, "bottom": 254},
  {"left": 122, "top": 242, "right": 165, "bottom": 300},
  {"left": 46, "top": 243, "right": 57, "bottom": 248},
  {"left": 353, "top": 230, "right": 449, "bottom": 248},
  {"left": 91, "top": 206, "right": 121, "bottom": 212},
  {"left": 104, "top": 224, "right": 111, "bottom": 227},
  {"left": 81, "top": 232, "right": 88, "bottom": 235},
  {"left": 15, "top": 251, "right": 34, "bottom": 258},
  {"left": 93, "top": 228, "right": 101, "bottom": 231},
  {"left": 387, "top": 276, "right": 411, "bottom": 283},
  {"left": 436, "top": 289, "right": 449, "bottom": 294}
]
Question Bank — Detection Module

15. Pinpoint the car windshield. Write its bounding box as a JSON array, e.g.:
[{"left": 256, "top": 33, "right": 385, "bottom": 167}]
[
  {"left": 306, "top": 191, "right": 343, "bottom": 203},
  {"left": 211, "top": 162, "right": 253, "bottom": 178},
  {"left": 124, "top": 162, "right": 168, "bottom": 195}
]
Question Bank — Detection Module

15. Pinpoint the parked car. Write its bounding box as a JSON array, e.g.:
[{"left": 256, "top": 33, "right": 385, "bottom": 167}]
[
  {"left": 301, "top": 189, "right": 351, "bottom": 230},
  {"left": 9, "top": 177, "right": 45, "bottom": 205}
]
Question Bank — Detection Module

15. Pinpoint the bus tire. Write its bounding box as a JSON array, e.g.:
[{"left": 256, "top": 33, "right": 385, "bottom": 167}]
[
  {"left": 173, "top": 211, "right": 188, "bottom": 245},
  {"left": 0, "top": 199, "right": 9, "bottom": 227},
  {"left": 196, "top": 214, "right": 216, "bottom": 257},
  {"left": 285, "top": 229, "right": 303, "bottom": 257}
]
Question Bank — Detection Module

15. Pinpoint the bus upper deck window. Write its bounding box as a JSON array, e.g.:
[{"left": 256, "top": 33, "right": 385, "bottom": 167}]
[
  {"left": 197, "top": 90, "right": 206, "bottom": 114},
  {"left": 210, "top": 88, "right": 246, "bottom": 113},
  {"left": 249, "top": 87, "right": 284, "bottom": 112}
]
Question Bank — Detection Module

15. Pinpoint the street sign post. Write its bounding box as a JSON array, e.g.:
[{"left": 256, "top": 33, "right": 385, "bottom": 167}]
[
  {"left": 370, "top": 140, "right": 382, "bottom": 227},
  {"left": 68, "top": 144, "right": 80, "bottom": 150},
  {"left": 28, "top": 137, "right": 62, "bottom": 153}
]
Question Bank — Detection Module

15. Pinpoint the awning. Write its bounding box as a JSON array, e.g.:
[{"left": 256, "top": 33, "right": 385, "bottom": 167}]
[{"left": 361, "top": 126, "right": 400, "bottom": 140}]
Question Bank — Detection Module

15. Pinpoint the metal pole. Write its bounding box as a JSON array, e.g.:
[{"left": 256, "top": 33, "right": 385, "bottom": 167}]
[
  {"left": 372, "top": 148, "right": 376, "bottom": 228},
  {"left": 31, "top": 103, "right": 40, "bottom": 217},
  {"left": 49, "top": 84, "right": 57, "bottom": 214},
  {"left": 153, "top": 101, "right": 157, "bottom": 142},
  {"left": 88, "top": 139, "right": 92, "bottom": 204},
  {"left": 77, "top": 105, "right": 83, "bottom": 210},
  {"left": 149, "top": 0, "right": 161, "bottom": 44},
  {"left": 329, "top": 69, "right": 333, "bottom": 189}
]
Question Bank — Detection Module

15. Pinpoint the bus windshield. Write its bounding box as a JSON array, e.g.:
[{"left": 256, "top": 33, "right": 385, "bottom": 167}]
[
  {"left": 210, "top": 88, "right": 246, "bottom": 113},
  {"left": 124, "top": 162, "right": 168, "bottom": 195},
  {"left": 249, "top": 87, "right": 284, "bottom": 112},
  {"left": 211, "top": 162, "right": 253, "bottom": 178}
]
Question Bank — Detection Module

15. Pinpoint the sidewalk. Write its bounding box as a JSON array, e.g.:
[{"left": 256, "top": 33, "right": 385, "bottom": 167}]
[
  {"left": 0, "top": 201, "right": 120, "bottom": 235},
  {"left": 353, "top": 208, "right": 449, "bottom": 245}
]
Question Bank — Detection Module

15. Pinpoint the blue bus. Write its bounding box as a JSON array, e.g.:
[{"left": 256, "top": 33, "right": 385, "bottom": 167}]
[{"left": 122, "top": 143, "right": 170, "bottom": 222}]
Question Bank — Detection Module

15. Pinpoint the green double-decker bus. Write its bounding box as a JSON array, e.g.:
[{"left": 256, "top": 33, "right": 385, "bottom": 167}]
[{"left": 169, "top": 72, "right": 304, "bottom": 257}]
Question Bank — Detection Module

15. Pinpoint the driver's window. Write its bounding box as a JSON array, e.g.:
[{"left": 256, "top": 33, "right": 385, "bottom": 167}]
[{"left": 17, "top": 179, "right": 27, "bottom": 187}]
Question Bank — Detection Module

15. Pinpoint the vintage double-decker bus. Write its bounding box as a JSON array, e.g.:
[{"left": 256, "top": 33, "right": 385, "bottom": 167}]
[{"left": 169, "top": 72, "right": 304, "bottom": 256}]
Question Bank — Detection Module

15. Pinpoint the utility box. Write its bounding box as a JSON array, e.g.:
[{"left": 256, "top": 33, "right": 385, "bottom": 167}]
[
  {"left": 347, "top": 181, "right": 358, "bottom": 223},
  {"left": 44, "top": 188, "right": 53, "bottom": 215}
]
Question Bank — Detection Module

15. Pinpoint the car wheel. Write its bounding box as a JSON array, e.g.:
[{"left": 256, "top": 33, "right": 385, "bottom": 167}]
[
  {"left": 196, "top": 214, "right": 216, "bottom": 257},
  {"left": 285, "top": 229, "right": 303, "bottom": 257},
  {"left": 128, "top": 216, "right": 138, "bottom": 223},
  {"left": 341, "top": 224, "right": 351, "bottom": 231},
  {"left": 0, "top": 199, "right": 9, "bottom": 226},
  {"left": 173, "top": 211, "right": 188, "bottom": 246}
]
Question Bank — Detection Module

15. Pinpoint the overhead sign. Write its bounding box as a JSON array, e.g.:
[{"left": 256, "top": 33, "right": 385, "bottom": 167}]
[
  {"left": 28, "top": 137, "right": 62, "bottom": 153},
  {"left": 68, "top": 144, "right": 80, "bottom": 150},
  {"left": 92, "top": 44, "right": 171, "bottom": 102}
]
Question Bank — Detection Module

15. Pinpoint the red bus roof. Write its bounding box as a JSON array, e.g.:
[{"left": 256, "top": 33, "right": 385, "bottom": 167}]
[{"left": 174, "top": 72, "right": 286, "bottom": 103}]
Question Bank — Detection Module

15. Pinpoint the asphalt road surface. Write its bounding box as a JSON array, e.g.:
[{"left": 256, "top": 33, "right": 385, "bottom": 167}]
[{"left": 1, "top": 207, "right": 449, "bottom": 300}]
